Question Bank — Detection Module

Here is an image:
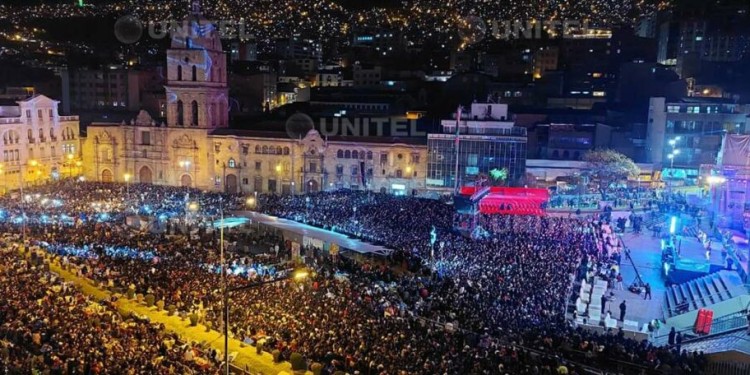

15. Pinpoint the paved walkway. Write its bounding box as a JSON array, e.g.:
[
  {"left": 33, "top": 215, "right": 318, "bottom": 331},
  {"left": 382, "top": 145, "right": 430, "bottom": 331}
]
[
  {"left": 613, "top": 232, "right": 668, "bottom": 328},
  {"left": 613, "top": 216, "right": 733, "bottom": 330},
  {"left": 37, "top": 250, "right": 299, "bottom": 375}
]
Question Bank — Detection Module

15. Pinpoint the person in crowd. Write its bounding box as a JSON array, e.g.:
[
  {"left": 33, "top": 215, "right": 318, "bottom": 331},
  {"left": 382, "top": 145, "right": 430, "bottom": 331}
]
[{"left": 668, "top": 327, "right": 676, "bottom": 346}]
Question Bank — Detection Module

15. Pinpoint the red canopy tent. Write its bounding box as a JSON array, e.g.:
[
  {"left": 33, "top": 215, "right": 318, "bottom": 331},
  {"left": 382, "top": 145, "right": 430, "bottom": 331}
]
[
  {"left": 457, "top": 186, "right": 550, "bottom": 216},
  {"left": 475, "top": 187, "right": 549, "bottom": 216}
]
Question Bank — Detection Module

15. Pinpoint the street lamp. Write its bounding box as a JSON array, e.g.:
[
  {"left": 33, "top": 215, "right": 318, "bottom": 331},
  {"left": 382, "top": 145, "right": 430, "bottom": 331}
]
[
  {"left": 124, "top": 173, "right": 132, "bottom": 197},
  {"left": 66, "top": 154, "right": 74, "bottom": 178},
  {"left": 179, "top": 160, "right": 191, "bottom": 171},
  {"left": 28, "top": 160, "right": 38, "bottom": 186},
  {"left": 187, "top": 201, "right": 199, "bottom": 212},
  {"left": 245, "top": 197, "right": 255, "bottom": 208},
  {"left": 706, "top": 175, "right": 726, "bottom": 185},
  {"left": 185, "top": 201, "right": 199, "bottom": 223},
  {"left": 179, "top": 160, "right": 192, "bottom": 185}
]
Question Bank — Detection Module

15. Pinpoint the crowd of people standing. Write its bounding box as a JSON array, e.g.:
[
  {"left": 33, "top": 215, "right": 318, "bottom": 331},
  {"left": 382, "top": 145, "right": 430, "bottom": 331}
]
[{"left": 0, "top": 182, "right": 708, "bottom": 374}]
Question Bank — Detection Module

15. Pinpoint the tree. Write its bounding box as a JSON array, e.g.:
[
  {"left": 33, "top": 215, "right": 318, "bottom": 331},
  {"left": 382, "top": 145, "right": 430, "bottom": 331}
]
[
  {"left": 582, "top": 149, "right": 639, "bottom": 200},
  {"left": 489, "top": 168, "right": 508, "bottom": 184}
]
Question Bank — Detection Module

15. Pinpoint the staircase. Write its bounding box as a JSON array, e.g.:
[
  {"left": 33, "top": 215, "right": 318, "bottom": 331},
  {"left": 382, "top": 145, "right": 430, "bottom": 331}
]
[
  {"left": 663, "top": 270, "right": 747, "bottom": 319},
  {"left": 706, "top": 361, "right": 750, "bottom": 375}
]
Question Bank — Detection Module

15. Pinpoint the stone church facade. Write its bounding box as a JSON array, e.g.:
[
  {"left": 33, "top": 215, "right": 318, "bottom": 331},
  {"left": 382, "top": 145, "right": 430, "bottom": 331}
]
[{"left": 82, "top": 13, "right": 426, "bottom": 195}]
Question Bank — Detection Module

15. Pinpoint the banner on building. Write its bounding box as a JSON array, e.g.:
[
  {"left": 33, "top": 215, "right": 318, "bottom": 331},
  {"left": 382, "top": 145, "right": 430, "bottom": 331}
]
[{"left": 720, "top": 134, "right": 750, "bottom": 167}]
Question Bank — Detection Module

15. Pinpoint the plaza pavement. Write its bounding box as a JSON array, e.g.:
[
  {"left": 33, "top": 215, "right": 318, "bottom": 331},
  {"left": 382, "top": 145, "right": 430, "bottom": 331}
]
[
  {"left": 34, "top": 249, "right": 301, "bottom": 375},
  {"left": 612, "top": 220, "right": 730, "bottom": 333}
]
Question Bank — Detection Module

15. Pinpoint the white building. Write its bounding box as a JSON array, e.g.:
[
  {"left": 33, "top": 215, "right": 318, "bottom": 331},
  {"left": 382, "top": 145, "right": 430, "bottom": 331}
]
[{"left": 0, "top": 95, "right": 80, "bottom": 192}]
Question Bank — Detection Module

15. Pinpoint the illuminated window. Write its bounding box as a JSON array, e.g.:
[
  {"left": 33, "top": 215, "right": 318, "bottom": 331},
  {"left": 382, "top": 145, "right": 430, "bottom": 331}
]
[{"left": 228, "top": 158, "right": 236, "bottom": 168}]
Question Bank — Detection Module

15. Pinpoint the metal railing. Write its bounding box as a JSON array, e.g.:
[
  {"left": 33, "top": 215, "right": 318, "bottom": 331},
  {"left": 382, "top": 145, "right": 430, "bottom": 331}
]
[
  {"left": 707, "top": 361, "right": 750, "bottom": 375},
  {"left": 715, "top": 229, "right": 748, "bottom": 284},
  {"left": 653, "top": 309, "right": 749, "bottom": 346},
  {"left": 414, "top": 316, "right": 653, "bottom": 374}
]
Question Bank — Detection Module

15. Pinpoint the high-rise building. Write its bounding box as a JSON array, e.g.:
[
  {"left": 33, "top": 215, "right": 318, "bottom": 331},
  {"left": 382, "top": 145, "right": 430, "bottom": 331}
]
[
  {"left": 646, "top": 97, "right": 749, "bottom": 177},
  {"left": 61, "top": 67, "right": 140, "bottom": 112},
  {"left": 60, "top": 66, "right": 165, "bottom": 115},
  {"left": 427, "top": 103, "right": 527, "bottom": 191},
  {"left": 657, "top": 5, "right": 749, "bottom": 67},
  {"left": 230, "top": 40, "right": 258, "bottom": 62}
]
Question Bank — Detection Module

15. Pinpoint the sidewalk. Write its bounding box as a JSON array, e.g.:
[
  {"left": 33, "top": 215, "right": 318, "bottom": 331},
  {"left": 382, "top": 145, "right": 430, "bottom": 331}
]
[{"left": 40, "top": 252, "right": 298, "bottom": 375}]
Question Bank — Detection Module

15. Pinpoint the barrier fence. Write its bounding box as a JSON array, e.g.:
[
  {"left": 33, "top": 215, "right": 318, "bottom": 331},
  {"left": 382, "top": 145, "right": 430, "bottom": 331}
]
[{"left": 707, "top": 361, "right": 750, "bottom": 375}]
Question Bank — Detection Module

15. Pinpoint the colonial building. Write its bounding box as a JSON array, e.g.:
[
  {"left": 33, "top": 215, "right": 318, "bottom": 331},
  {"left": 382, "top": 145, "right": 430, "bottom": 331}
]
[
  {"left": 81, "top": 8, "right": 427, "bottom": 196},
  {"left": 0, "top": 95, "right": 81, "bottom": 193}
]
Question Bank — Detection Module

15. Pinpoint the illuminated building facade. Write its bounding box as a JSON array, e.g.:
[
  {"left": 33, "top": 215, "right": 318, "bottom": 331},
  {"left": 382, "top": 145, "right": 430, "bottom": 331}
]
[
  {"left": 81, "top": 9, "right": 427, "bottom": 195},
  {"left": 0, "top": 95, "right": 81, "bottom": 192}
]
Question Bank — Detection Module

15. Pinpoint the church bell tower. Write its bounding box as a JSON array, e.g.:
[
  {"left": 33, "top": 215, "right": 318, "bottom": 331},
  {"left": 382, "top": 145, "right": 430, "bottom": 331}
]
[{"left": 164, "top": 1, "right": 228, "bottom": 129}]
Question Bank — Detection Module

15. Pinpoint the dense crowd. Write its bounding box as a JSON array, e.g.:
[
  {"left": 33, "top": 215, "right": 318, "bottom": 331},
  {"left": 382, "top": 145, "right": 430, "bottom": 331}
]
[
  {"left": 0, "top": 183, "right": 707, "bottom": 374},
  {"left": 0, "top": 180, "right": 238, "bottom": 227},
  {"left": 0, "top": 245, "right": 215, "bottom": 374}
]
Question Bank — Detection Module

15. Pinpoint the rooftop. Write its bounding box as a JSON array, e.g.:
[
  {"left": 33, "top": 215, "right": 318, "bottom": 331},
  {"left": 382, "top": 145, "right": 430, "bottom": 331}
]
[{"left": 211, "top": 128, "right": 427, "bottom": 145}]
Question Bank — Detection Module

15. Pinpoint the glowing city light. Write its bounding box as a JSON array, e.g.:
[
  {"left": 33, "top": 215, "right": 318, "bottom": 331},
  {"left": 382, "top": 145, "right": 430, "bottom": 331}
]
[
  {"left": 669, "top": 216, "right": 677, "bottom": 234},
  {"left": 706, "top": 175, "right": 726, "bottom": 184}
]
